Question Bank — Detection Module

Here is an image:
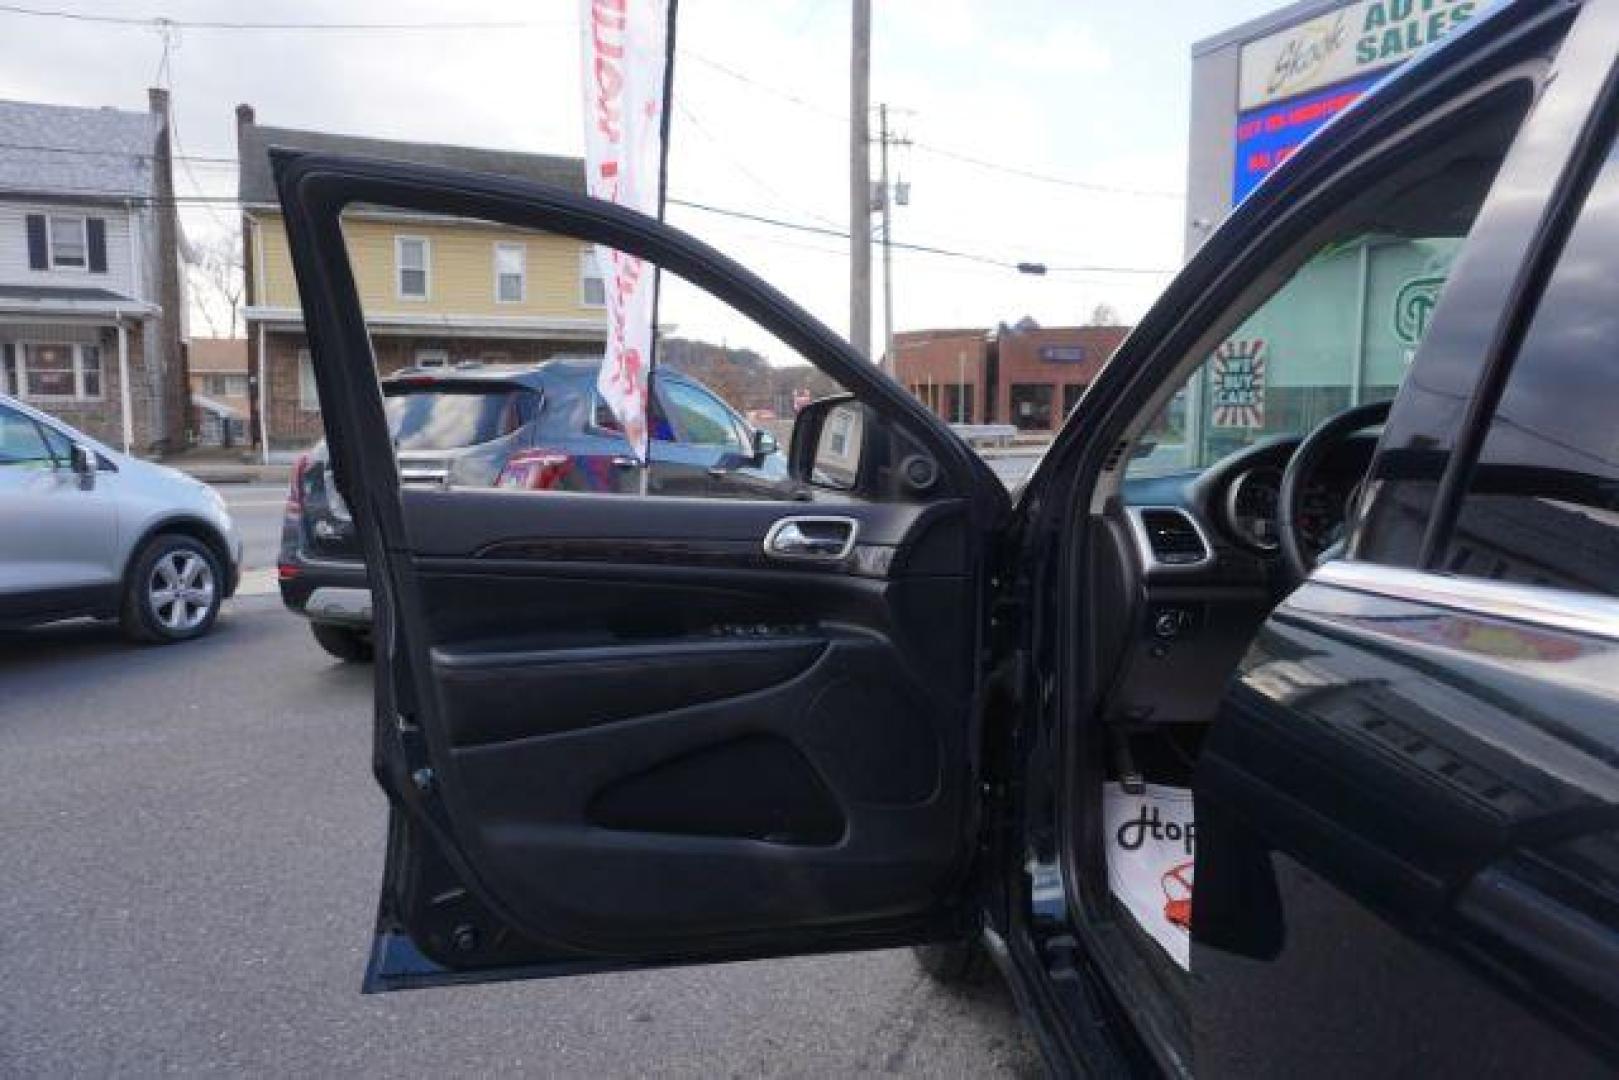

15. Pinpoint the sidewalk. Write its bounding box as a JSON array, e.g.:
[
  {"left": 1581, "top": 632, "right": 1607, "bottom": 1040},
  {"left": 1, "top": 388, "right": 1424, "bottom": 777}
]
[{"left": 162, "top": 449, "right": 294, "bottom": 485}]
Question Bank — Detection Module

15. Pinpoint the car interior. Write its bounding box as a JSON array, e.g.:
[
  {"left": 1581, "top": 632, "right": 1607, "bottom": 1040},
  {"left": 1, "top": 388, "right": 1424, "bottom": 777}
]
[
  {"left": 1044, "top": 78, "right": 1537, "bottom": 1061},
  {"left": 279, "top": 48, "right": 1542, "bottom": 1042}
]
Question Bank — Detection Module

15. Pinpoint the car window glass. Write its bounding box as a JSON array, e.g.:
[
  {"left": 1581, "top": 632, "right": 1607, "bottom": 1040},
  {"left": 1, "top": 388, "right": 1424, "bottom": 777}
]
[
  {"left": 384, "top": 388, "right": 528, "bottom": 451},
  {"left": 593, "top": 389, "right": 674, "bottom": 442},
  {"left": 1127, "top": 93, "right": 1529, "bottom": 481},
  {"left": 662, "top": 380, "right": 743, "bottom": 449},
  {"left": 1439, "top": 129, "right": 1619, "bottom": 597},
  {"left": 0, "top": 405, "right": 52, "bottom": 466},
  {"left": 331, "top": 213, "right": 846, "bottom": 499},
  {"left": 35, "top": 421, "right": 71, "bottom": 463}
]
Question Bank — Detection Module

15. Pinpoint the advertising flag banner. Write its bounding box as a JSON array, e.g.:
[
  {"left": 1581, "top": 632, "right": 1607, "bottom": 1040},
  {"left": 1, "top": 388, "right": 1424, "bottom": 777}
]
[
  {"left": 580, "top": 0, "right": 671, "bottom": 461},
  {"left": 1103, "top": 782, "right": 1196, "bottom": 969}
]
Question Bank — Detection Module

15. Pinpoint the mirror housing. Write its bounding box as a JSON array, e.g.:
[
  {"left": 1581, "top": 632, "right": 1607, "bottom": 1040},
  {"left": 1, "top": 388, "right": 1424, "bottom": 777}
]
[
  {"left": 789, "top": 394, "right": 872, "bottom": 491},
  {"left": 750, "top": 427, "right": 779, "bottom": 462},
  {"left": 69, "top": 442, "right": 96, "bottom": 477}
]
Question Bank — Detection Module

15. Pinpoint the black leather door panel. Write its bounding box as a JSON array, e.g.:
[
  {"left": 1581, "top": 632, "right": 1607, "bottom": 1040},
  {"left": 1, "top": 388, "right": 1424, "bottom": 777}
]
[{"left": 431, "top": 636, "right": 828, "bottom": 746}]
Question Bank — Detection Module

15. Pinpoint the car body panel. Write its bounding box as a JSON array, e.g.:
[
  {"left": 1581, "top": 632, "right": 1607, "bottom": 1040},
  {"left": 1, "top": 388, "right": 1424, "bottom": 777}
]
[{"left": 0, "top": 394, "right": 241, "bottom": 629}]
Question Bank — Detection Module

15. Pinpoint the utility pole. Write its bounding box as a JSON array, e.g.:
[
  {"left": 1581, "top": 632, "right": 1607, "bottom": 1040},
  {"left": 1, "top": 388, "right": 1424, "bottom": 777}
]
[
  {"left": 849, "top": 0, "right": 871, "bottom": 359},
  {"left": 878, "top": 102, "right": 895, "bottom": 377}
]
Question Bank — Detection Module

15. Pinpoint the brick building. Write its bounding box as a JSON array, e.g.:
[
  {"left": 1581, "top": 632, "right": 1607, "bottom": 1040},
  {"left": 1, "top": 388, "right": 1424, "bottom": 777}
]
[
  {"left": 236, "top": 107, "right": 608, "bottom": 453},
  {"left": 895, "top": 319, "right": 1129, "bottom": 433}
]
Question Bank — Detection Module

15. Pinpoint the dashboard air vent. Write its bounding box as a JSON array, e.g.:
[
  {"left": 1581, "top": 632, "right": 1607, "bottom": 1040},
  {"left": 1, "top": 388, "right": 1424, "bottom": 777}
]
[{"left": 1139, "top": 509, "right": 1209, "bottom": 566}]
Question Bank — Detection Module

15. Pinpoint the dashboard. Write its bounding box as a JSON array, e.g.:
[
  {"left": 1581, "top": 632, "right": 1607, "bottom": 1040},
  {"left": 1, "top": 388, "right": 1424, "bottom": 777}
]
[
  {"left": 1101, "top": 433, "right": 1380, "bottom": 726},
  {"left": 1125, "top": 433, "right": 1379, "bottom": 566}
]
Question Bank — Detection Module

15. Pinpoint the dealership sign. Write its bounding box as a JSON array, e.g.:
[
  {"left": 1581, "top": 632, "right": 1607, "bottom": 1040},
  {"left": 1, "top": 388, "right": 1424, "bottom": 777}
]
[
  {"left": 1233, "top": 0, "right": 1479, "bottom": 202},
  {"left": 1238, "top": 0, "right": 1478, "bottom": 110}
]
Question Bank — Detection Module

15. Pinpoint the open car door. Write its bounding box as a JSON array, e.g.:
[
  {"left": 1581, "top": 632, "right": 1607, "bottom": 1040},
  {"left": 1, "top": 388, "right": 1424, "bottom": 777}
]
[{"left": 273, "top": 151, "right": 1010, "bottom": 989}]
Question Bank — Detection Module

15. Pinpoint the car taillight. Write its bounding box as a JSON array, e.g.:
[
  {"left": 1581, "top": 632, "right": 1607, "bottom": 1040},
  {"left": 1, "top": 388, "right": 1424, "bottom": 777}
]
[
  {"left": 287, "top": 453, "right": 310, "bottom": 514},
  {"left": 496, "top": 450, "right": 571, "bottom": 491}
]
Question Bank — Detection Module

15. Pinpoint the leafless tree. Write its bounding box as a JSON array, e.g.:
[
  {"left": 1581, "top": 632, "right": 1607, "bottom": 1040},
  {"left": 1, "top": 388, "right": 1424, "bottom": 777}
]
[
  {"left": 1085, "top": 302, "right": 1121, "bottom": 327},
  {"left": 189, "top": 232, "right": 245, "bottom": 339}
]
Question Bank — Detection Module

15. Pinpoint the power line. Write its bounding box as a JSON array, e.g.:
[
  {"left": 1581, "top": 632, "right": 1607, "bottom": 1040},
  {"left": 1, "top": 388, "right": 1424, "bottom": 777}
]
[
  {"left": 4, "top": 174, "right": 1171, "bottom": 276},
  {"left": 0, "top": 3, "right": 535, "bottom": 31},
  {"left": 0, "top": 3, "right": 1183, "bottom": 202},
  {"left": 0, "top": 139, "right": 235, "bottom": 163},
  {"left": 679, "top": 47, "right": 1185, "bottom": 201}
]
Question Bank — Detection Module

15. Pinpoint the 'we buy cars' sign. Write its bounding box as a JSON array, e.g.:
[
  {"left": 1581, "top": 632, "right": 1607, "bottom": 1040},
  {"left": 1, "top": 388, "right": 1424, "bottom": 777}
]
[{"left": 580, "top": 0, "right": 671, "bottom": 462}]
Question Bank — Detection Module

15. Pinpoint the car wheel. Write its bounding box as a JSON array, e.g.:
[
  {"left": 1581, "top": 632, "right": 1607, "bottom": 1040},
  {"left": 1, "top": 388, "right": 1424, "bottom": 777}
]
[
  {"left": 912, "top": 939, "right": 990, "bottom": 988},
  {"left": 120, "top": 533, "right": 223, "bottom": 644},
  {"left": 310, "top": 623, "right": 373, "bottom": 663}
]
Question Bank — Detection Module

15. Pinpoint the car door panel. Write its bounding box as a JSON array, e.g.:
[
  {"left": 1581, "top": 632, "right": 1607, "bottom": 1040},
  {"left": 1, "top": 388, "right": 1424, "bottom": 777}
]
[
  {"left": 1194, "top": 570, "right": 1619, "bottom": 1074},
  {"left": 395, "top": 488, "right": 975, "bottom": 952},
  {"left": 274, "top": 151, "right": 1003, "bottom": 990}
]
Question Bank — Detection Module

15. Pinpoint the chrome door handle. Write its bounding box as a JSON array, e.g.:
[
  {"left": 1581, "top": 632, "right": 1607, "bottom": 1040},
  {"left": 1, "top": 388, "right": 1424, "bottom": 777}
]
[
  {"left": 610, "top": 456, "right": 640, "bottom": 469},
  {"left": 764, "top": 516, "right": 858, "bottom": 560}
]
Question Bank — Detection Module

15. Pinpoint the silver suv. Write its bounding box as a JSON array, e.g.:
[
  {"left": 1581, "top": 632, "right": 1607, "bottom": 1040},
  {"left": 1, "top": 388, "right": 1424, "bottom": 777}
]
[{"left": 0, "top": 394, "right": 241, "bottom": 642}]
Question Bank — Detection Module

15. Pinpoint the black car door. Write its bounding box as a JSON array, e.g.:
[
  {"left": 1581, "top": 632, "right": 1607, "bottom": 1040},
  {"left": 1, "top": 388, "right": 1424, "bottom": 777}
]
[
  {"left": 1193, "top": 3, "right": 1619, "bottom": 1073},
  {"left": 274, "top": 150, "right": 1009, "bottom": 989}
]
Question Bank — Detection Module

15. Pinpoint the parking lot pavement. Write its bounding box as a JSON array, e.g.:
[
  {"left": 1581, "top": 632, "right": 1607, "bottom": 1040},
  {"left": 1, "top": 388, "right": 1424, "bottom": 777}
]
[{"left": 0, "top": 595, "right": 1039, "bottom": 1077}]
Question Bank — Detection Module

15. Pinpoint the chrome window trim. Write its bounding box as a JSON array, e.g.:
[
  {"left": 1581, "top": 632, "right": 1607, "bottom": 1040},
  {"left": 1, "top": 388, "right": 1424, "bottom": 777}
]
[
  {"left": 1313, "top": 560, "right": 1619, "bottom": 642},
  {"left": 1126, "top": 505, "right": 1217, "bottom": 574}
]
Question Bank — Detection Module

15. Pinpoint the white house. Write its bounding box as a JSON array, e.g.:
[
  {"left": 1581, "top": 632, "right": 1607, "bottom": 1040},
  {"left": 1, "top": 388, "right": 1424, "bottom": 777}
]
[{"left": 0, "top": 89, "right": 186, "bottom": 454}]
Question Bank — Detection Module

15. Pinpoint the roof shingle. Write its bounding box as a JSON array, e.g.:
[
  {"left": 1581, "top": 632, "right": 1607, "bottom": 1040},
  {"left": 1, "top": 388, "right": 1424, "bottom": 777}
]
[
  {"left": 237, "top": 123, "right": 585, "bottom": 206},
  {"left": 0, "top": 99, "right": 158, "bottom": 200}
]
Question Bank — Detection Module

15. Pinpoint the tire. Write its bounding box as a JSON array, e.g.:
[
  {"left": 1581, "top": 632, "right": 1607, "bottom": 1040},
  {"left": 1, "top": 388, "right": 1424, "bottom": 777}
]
[
  {"left": 120, "top": 533, "right": 224, "bottom": 644},
  {"left": 913, "top": 939, "right": 991, "bottom": 988},
  {"left": 310, "top": 622, "right": 373, "bottom": 663}
]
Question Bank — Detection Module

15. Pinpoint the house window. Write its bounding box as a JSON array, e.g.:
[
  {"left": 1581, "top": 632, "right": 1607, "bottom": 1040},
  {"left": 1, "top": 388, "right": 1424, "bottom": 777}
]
[
  {"left": 48, "top": 215, "right": 88, "bottom": 269},
  {"left": 495, "top": 243, "right": 526, "bottom": 303},
  {"left": 396, "top": 236, "right": 430, "bottom": 299},
  {"left": 297, "top": 348, "right": 320, "bottom": 411},
  {"left": 13, "top": 343, "right": 101, "bottom": 400},
  {"left": 580, "top": 249, "right": 606, "bottom": 307},
  {"left": 202, "top": 374, "right": 249, "bottom": 396}
]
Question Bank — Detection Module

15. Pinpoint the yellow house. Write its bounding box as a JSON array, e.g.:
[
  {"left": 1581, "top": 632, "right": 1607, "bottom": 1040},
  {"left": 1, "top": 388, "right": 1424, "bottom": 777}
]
[{"left": 236, "top": 106, "right": 609, "bottom": 451}]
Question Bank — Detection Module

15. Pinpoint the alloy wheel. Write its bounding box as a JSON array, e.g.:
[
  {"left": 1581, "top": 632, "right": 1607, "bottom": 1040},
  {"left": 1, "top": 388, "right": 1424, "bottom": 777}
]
[{"left": 147, "top": 549, "right": 216, "bottom": 632}]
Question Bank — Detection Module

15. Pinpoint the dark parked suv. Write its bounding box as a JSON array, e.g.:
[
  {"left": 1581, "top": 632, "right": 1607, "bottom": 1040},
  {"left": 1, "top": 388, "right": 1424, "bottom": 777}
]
[
  {"left": 278, "top": 359, "right": 788, "bottom": 659},
  {"left": 273, "top": 1, "right": 1619, "bottom": 1073}
]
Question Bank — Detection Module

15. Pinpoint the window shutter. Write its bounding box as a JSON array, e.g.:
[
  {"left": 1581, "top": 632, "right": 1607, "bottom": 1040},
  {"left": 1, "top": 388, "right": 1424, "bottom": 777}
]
[
  {"left": 26, "top": 214, "right": 47, "bottom": 269},
  {"left": 87, "top": 218, "right": 108, "bottom": 273}
]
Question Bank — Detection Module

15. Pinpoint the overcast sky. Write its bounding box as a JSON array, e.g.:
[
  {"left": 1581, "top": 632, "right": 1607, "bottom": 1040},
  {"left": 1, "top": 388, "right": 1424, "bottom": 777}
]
[{"left": 0, "top": 0, "right": 1284, "bottom": 355}]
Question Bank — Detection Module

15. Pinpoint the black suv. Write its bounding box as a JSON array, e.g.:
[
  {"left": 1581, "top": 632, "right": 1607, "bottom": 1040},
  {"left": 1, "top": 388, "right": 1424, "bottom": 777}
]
[
  {"left": 274, "top": 1, "right": 1619, "bottom": 1073},
  {"left": 278, "top": 360, "right": 786, "bottom": 660}
]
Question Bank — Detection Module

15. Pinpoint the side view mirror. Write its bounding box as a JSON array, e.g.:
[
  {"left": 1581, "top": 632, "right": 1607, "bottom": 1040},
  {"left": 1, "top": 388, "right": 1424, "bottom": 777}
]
[
  {"left": 789, "top": 395, "right": 870, "bottom": 491},
  {"left": 750, "top": 427, "right": 779, "bottom": 462},
  {"left": 70, "top": 442, "right": 96, "bottom": 477}
]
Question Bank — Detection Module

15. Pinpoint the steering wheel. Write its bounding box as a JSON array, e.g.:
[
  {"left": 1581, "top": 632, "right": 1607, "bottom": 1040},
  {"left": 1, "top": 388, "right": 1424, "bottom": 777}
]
[{"left": 1277, "top": 399, "right": 1393, "bottom": 584}]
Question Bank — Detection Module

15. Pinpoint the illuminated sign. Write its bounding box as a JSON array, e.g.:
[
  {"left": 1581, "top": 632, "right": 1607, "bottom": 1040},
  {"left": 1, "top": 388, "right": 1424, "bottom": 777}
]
[
  {"left": 1233, "top": 0, "right": 1481, "bottom": 203},
  {"left": 1233, "top": 73, "right": 1379, "bottom": 202}
]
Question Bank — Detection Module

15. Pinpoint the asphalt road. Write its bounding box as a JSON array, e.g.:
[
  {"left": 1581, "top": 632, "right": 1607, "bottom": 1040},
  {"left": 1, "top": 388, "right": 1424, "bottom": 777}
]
[
  {"left": 217, "top": 482, "right": 290, "bottom": 572},
  {"left": 0, "top": 595, "right": 1040, "bottom": 1076}
]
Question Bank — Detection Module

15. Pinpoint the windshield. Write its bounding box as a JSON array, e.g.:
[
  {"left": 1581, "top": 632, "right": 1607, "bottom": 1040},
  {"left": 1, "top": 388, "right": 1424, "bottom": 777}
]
[
  {"left": 1131, "top": 234, "right": 1458, "bottom": 476},
  {"left": 1128, "top": 89, "right": 1528, "bottom": 480},
  {"left": 383, "top": 388, "right": 531, "bottom": 451}
]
